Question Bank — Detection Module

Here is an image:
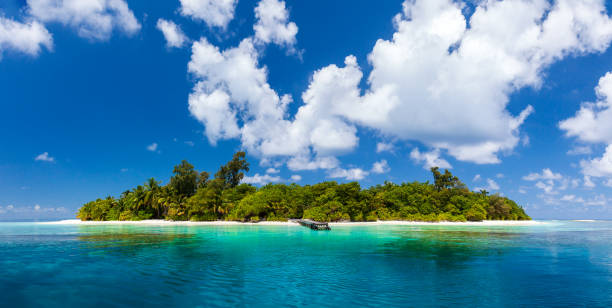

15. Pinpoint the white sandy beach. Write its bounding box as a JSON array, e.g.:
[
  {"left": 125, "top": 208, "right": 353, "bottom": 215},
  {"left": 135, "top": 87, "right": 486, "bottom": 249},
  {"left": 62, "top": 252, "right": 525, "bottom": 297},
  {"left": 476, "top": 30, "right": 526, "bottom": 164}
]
[{"left": 40, "top": 219, "right": 546, "bottom": 226}]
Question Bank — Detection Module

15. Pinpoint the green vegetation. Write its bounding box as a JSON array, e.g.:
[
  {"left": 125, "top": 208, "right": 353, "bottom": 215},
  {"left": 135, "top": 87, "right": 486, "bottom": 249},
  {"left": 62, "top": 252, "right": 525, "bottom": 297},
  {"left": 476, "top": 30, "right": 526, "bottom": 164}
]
[{"left": 77, "top": 152, "right": 530, "bottom": 222}]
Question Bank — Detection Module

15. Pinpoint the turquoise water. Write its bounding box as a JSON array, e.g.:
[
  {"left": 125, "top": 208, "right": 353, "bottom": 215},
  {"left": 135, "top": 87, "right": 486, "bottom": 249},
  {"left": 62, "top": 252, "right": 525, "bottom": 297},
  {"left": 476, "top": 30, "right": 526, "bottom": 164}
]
[{"left": 1, "top": 221, "right": 612, "bottom": 307}]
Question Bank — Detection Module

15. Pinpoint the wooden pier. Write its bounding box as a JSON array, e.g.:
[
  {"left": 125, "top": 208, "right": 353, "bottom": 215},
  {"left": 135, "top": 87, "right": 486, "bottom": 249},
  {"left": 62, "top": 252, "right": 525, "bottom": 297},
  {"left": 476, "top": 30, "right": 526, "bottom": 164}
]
[{"left": 296, "top": 219, "right": 331, "bottom": 231}]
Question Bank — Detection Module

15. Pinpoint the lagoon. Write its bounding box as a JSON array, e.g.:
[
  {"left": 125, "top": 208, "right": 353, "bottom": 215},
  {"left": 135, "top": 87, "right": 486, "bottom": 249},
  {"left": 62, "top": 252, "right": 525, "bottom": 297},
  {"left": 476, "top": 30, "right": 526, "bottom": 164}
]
[{"left": 1, "top": 220, "right": 612, "bottom": 307}]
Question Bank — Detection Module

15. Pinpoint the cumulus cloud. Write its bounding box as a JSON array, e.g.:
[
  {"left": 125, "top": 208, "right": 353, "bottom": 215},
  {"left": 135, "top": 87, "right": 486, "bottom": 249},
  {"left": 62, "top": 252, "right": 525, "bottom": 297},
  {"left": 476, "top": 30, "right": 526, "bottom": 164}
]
[
  {"left": 561, "top": 73, "right": 612, "bottom": 182},
  {"left": 329, "top": 167, "right": 368, "bottom": 181},
  {"left": 475, "top": 178, "right": 500, "bottom": 192},
  {"left": 187, "top": 38, "right": 361, "bottom": 164},
  {"left": 473, "top": 174, "right": 481, "bottom": 182},
  {"left": 371, "top": 160, "right": 390, "bottom": 174},
  {"left": 0, "top": 17, "right": 52, "bottom": 60},
  {"left": 290, "top": 174, "right": 302, "bottom": 182},
  {"left": 583, "top": 175, "right": 596, "bottom": 188},
  {"left": 567, "top": 145, "right": 592, "bottom": 155},
  {"left": 560, "top": 73, "right": 612, "bottom": 144},
  {"left": 156, "top": 19, "right": 187, "bottom": 48},
  {"left": 523, "top": 168, "right": 573, "bottom": 195},
  {"left": 410, "top": 148, "right": 451, "bottom": 169},
  {"left": 0, "top": 204, "right": 68, "bottom": 218},
  {"left": 26, "top": 0, "right": 141, "bottom": 41},
  {"left": 253, "top": 0, "right": 298, "bottom": 51},
  {"left": 287, "top": 155, "right": 339, "bottom": 171},
  {"left": 487, "top": 179, "right": 500, "bottom": 191},
  {"left": 180, "top": 0, "right": 237, "bottom": 29},
  {"left": 242, "top": 173, "right": 281, "bottom": 185},
  {"left": 146, "top": 143, "right": 158, "bottom": 152},
  {"left": 561, "top": 194, "right": 582, "bottom": 202},
  {"left": 580, "top": 145, "right": 612, "bottom": 178},
  {"left": 523, "top": 168, "right": 563, "bottom": 181},
  {"left": 376, "top": 142, "right": 394, "bottom": 153},
  {"left": 34, "top": 152, "right": 55, "bottom": 162},
  {"left": 327, "top": 0, "right": 612, "bottom": 163},
  {"left": 187, "top": 0, "right": 612, "bottom": 171},
  {"left": 265, "top": 167, "right": 279, "bottom": 174}
]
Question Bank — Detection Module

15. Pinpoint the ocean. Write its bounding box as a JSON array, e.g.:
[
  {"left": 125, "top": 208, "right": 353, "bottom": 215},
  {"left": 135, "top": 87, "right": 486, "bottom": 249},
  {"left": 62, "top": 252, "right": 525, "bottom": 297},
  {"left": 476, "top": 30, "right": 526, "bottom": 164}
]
[{"left": 1, "top": 221, "right": 611, "bottom": 307}]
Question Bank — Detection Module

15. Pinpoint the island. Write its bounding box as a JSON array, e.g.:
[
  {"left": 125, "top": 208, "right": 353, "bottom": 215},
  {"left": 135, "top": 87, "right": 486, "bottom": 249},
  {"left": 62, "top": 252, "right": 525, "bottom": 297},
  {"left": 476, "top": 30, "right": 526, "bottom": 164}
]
[{"left": 77, "top": 152, "right": 530, "bottom": 222}]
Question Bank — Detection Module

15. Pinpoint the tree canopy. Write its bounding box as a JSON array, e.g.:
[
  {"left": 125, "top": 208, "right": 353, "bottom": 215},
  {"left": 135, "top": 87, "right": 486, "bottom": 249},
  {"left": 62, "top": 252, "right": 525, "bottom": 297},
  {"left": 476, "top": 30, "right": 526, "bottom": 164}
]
[{"left": 77, "top": 152, "right": 530, "bottom": 222}]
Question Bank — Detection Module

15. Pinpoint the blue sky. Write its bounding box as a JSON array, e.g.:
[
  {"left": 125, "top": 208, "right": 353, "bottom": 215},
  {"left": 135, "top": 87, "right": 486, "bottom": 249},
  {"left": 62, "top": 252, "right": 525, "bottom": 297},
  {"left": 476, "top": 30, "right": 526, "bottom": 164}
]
[{"left": 2, "top": 0, "right": 612, "bottom": 220}]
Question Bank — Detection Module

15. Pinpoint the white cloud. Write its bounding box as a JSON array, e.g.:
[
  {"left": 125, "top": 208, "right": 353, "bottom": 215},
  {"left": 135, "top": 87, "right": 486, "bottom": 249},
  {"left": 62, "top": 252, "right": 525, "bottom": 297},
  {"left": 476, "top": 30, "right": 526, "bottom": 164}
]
[
  {"left": 580, "top": 144, "right": 612, "bottom": 178},
  {"left": 410, "top": 148, "right": 451, "bottom": 170},
  {"left": 34, "top": 152, "right": 55, "bottom": 162},
  {"left": 523, "top": 168, "right": 563, "bottom": 181},
  {"left": 180, "top": 0, "right": 237, "bottom": 29},
  {"left": 561, "top": 72, "right": 612, "bottom": 182},
  {"left": 376, "top": 142, "right": 394, "bottom": 153},
  {"left": 188, "top": 38, "right": 286, "bottom": 149},
  {"left": 189, "top": 88, "right": 241, "bottom": 145},
  {"left": 523, "top": 168, "right": 573, "bottom": 195},
  {"left": 287, "top": 155, "right": 339, "bottom": 171},
  {"left": 146, "top": 143, "right": 158, "bottom": 152},
  {"left": 156, "top": 19, "right": 187, "bottom": 48},
  {"left": 561, "top": 194, "right": 586, "bottom": 203},
  {"left": 186, "top": 0, "right": 612, "bottom": 170},
  {"left": 0, "top": 204, "right": 68, "bottom": 218},
  {"left": 371, "top": 160, "right": 390, "bottom": 174},
  {"left": 584, "top": 175, "right": 596, "bottom": 188},
  {"left": 26, "top": 0, "right": 141, "bottom": 41},
  {"left": 304, "top": 0, "right": 612, "bottom": 164},
  {"left": 567, "top": 145, "right": 592, "bottom": 155},
  {"left": 253, "top": 0, "right": 298, "bottom": 51},
  {"left": 0, "top": 17, "right": 52, "bottom": 60},
  {"left": 473, "top": 174, "right": 481, "bottom": 182},
  {"left": 496, "top": 173, "right": 504, "bottom": 178},
  {"left": 242, "top": 173, "right": 281, "bottom": 185},
  {"left": 475, "top": 178, "right": 500, "bottom": 192},
  {"left": 487, "top": 179, "right": 500, "bottom": 191},
  {"left": 187, "top": 38, "right": 361, "bottom": 164},
  {"left": 583, "top": 194, "right": 608, "bottom": 206},
  {"left": 559, "top": 194, "right": 608, "bottom": 206},
  {"left": 329, "top": 167, "right": 368, "bottom": 181},
  {"left": 290, "top": 174, "right": 302, "bottom": 182},
  {"left": 265, "top": 167, "right": 279, "bottom": 174},
  {"left": 184, "top": 141, "right": 195, "bottom": 146},
  {"left": 560, "top": 73, "right": 612, "bottom": 144}
]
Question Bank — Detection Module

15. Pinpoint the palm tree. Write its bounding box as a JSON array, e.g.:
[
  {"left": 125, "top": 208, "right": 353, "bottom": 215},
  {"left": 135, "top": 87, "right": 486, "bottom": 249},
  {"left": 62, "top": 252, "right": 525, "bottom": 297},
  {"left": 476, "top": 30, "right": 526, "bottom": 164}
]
[{"left": 144, "top": 178, "right": 161, "bottom": 218}]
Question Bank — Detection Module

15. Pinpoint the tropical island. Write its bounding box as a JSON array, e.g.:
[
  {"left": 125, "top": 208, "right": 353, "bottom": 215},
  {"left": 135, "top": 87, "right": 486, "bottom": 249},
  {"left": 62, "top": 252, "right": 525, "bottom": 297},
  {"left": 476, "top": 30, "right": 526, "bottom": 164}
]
[{"left": 77, "top": 152, "right": 530, "bottom": 222}]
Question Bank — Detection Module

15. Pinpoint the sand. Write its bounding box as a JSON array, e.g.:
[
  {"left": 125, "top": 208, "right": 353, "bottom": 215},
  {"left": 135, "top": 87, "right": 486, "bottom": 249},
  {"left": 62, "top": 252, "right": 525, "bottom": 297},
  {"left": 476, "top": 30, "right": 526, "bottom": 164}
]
[{"left": 39, "top": 219, "right": 546, "bottom": 226}]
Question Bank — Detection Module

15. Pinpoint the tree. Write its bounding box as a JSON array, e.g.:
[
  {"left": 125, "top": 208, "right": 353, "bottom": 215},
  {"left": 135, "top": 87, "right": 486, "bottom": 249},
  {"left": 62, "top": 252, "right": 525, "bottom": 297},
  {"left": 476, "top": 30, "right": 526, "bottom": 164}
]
[
  {"left": 144, "top": 178, "right": 162, "bottom": 218},
  {"left": 197, "top": 171, "right": 210, "bottom": 189},
  {"left": 78, "top": 152, "right": 531, "bottom": 222},
  {"left": 215, "top": 151, "right": 250, "bottom": 188},
  {"left": 170, "top": 160, "right": 198, "bottom": 197},
  {"left": 431, "top": 167, "right": 464, "bottom": 191}
]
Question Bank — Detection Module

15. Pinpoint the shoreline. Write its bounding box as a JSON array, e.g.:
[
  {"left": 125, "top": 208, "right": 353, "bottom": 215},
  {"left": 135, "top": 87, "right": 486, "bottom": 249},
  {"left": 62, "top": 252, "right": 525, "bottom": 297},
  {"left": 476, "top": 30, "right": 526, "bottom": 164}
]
[{"left": 37, "top": 219, "right": 546, "bottom": 226}]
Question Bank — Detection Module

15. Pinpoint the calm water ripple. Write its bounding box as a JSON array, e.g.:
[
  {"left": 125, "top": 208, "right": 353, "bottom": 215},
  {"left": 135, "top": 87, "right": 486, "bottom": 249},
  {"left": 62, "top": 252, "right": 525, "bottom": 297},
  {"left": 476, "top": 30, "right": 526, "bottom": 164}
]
[{"left": 1, "top": 221, "right": 612, "bottom": 307}]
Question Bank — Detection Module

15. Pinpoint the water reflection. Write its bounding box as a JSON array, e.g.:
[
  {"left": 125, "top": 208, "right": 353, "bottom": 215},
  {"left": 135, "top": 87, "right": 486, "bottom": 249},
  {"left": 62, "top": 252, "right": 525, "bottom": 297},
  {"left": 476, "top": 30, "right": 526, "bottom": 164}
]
[
  {"left": 78, "top": 232, "right": 195, "bottom": 248},
  {"left": 381, "top": 228, "right": 524, "bottom": 267}
]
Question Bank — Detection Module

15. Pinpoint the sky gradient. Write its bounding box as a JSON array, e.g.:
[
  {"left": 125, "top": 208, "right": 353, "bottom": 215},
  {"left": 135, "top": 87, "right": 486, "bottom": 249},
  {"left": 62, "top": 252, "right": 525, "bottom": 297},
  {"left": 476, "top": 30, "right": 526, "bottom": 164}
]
[{"left": 2, "top": 0, "right": 612, "bottom": 220}]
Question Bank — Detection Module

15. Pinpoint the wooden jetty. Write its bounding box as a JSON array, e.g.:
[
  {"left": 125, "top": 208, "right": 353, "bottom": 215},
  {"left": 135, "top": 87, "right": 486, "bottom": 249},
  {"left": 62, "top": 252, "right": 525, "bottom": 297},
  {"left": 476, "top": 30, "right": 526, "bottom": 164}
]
[{"left": 296, "top": 219, "right": 331, "bottom": 231}]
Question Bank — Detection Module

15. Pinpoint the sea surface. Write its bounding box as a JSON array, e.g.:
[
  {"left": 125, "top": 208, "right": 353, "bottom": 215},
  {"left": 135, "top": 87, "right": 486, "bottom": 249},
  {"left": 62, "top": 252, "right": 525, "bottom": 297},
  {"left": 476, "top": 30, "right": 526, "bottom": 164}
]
[{"left": 1, "top": 221, "right": 612, "bottom": 307}]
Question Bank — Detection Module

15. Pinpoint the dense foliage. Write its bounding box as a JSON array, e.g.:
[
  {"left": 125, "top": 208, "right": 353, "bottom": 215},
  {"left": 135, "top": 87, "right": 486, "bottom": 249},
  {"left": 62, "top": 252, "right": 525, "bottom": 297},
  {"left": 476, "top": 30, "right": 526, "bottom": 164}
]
[{"left": 77, "top": 152, "right": 530, "bottom": 222}]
